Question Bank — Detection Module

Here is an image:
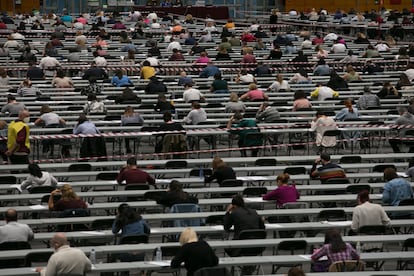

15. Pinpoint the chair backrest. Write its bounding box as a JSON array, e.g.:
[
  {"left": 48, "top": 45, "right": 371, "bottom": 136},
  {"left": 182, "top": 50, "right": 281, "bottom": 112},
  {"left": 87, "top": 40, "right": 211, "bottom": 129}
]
[
  {"left": 96, "top": 172, "right": 118, "bottom": 181},
  {"left": 90, "top": 218, "right": 114, "bottom": 230},
  {"left": 125, "top": 184, "right": 150, "bottom": 191},
  {"left": 170, "top": 203, "right": 203, "bottom": 227},
  {"left": 68, "top": 163, "right": 92, "bottom": 172},
  {"left": 403, "top": 238, "right": 414, "bottom": 250},
  {"left": 162, "top": 134, "right": 187, "bottom": 155},
  {"left": 322, "top": 129, "right": 342, "bottom": 137},
  {"left": 119, "top": 234, "right": 149, "bottom": 245},
  {"left": 244, "top": 132, "right": 264, "bottom": 147},
  {"left": 205, "top": 215, "right": 224, "bottom": 225},
  {"left": 58, "top": 208, "right": 90, "bottom": 218},
  {"left": 243, "top": 187, "right": 268, "bottom": 197},
  {"left": 189, "top": 168, "right": 213, "bottom": 177},
  {"left": 238, "top": 229, "right": 267, "bottom": 256},
  {"left": 0, "top": 241, "right": 31, "bottom": 251},
  {"left": 28, "top": 186, "right": 56, "bottom": 194},
  {"left": 0, "top": 176, "right": 17, "bottom": 184},
  {"left": 104, "top": 115, "right": 121, "bottom": 121},
  {"left": 339, "top": 155, "right": 362, "bottom": 164},
  {"left": 254, "top": 158, "right": 277, "bottom": 166},
  {"left": 144, "top": 190, "right": 168, "bottom": 201},
  {"left": 358, "top": 225, "right": 387, "bottom": 235},
  {"left": 372, "top": 164, "right": 396, "bottom": 173},
  {"left": 165, "top": 160, "right": 188, "bottom": 169},
  {"left": 399, "top": 198, "right": 414, "bottom": 206},
  {"left": 277, "top": 240, "right": 307, "bottom": 255},
  {"left": 25, "top": 251, "right": 53, "bottom": 267},
  {"left": 346, "top": 184, "right": 371, "bottom": 194},
  {"left": 283, "top": 166, "right": 306, "bottom": 175},
  {"left": 193, "top": 266, "right": 231, "bottom": 276},
  {"left": 328, "top": 260, "right": 365, "bottom": 272},
  {"left": 318, "top": 209, "right": 346, "bottom": 221},
  {"left": 324, "top": 178, "right": 351, "bottom": 184},
  {"left": 220, "top": 179, "right": 243, "bottom": 187}
]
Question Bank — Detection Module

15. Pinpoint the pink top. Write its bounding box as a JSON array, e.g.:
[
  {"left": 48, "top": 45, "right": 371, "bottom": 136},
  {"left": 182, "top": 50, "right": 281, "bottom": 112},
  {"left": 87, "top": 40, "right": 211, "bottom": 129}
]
[
  {"left": 246, "top": 89, "right": 265, "bottom": 100},
  {"left": 195, "top": 56, "right": 210, "bottom": 63},
  {"left": 293, "top": 98, "right": 312, "bottom": 111},
  {"left": 262, "top": 185, "right": 300, "bottom": 208}
]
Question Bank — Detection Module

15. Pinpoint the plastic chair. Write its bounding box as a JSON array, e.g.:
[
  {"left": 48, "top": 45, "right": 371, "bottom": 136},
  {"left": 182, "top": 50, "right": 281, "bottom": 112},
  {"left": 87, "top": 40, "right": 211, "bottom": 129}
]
[
  {"left": 318, "top": 209, "right": 347, "bottom": 221},
  {"left": 242, "top": 187, "right": 267, "bottom": 197},
  {"left": 272, "top": 240, "right": 307, "bottom": 273},
  {"left": 328, "top": 260, "right": 365, "bottom": 272},
  {"left": 0, "top": 176, "right": 17, "bottom": 184},
  {"left": 116, "top": 234, "right": 149, "bottom": 263},
  {"left": 0, "top": 241, "right": 31, "bottom": 268},
  {"left": 320, "top": 129, "right": 343, "bottom": 154},
  {"left": 124, "top": 184, "right": 150, "bottom": 201},
  {"left": 204, "top": 214, "right": 226, "bottom": 240},
  {"left": 24, "top": 251, "right": 53, "bottom": 267},
  {"left": 358, "top": 225, "right": 387, "bottom": 270},
  {"left": 346, "top": 184, "right": 371, "bottom": 194},
  {"left": 148, "top": 246, "right": 181, "bottom": 276},
  {"left": 398, "top": 238, "right": 414, "bottom": 270},
  {"left": 284, "top": 166, "right": 308, "bottom": 184},
  {"left": 163, "top": 203, "right": 203, "bottom": 242},
  {"left": 28, "top": 186, "right": 55, "bottom": 194},
  {"left": 193, "top": 266, "right": 230, "bottom": 276}
]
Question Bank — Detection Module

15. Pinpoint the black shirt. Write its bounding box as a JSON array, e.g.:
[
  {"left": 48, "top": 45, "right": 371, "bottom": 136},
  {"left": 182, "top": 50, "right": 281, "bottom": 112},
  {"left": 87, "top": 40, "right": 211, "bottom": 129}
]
[
  {"left": 205, "top": 166, "right": 236, "bottom": 185},
  {"left": 156, "top": 191, "right": 198, "bottom": 208},
  {"left": 224, "top": 207, "right": 265, "bottom": 239},
  {"left": 82, "top": 67, "right": 108, "bottom": 80},
  {"left": 171, "top": 240, "right": 218, "bottom": 276},
  {"left": 27, "top": 67, "right": 44, "bottom": 80}
]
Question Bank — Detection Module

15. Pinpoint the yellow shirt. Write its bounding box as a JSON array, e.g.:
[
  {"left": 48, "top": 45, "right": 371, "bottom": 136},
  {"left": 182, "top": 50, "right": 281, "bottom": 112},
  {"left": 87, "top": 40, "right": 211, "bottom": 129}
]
[
  {"left": 7, "top": 120, "right": 30, "bottom": 153},
  {"left": 141, "top": 66, "right": 156, "bottom": 80}
]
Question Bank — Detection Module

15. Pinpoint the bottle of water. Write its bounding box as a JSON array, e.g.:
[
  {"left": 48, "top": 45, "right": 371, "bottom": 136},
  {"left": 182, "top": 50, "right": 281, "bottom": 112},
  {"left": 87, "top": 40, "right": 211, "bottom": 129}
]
[
  {"left": 89, "top": 248, "right": 97, "bottom": 264},
  {"left": 356, "top": 241, "right": 362, "bottom": 255},
  {"left": 199, "top": 166, "right": 204, "bottom": 179},
  {"left": 155, "top": 246, "right": 162, "bottom": 261}
]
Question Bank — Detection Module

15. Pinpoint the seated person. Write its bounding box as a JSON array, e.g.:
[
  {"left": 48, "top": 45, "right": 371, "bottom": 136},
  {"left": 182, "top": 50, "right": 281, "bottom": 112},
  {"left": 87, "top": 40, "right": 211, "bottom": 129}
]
[
  {"left": 48, "top": 184, "right": 87, "bottom": 212},
  {"left": 205, "top": 156, "right": 236, "bottom": 186},
  {"left": 262, "top": 173, "right": 299, "bottom": 208},
  {"left": 156, "top": 180, "right": 198, "bottom": 208}
]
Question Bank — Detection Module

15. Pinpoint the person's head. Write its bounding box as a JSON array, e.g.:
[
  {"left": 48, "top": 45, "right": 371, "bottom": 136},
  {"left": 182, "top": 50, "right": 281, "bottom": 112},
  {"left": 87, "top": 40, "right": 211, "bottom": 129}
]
[
  {"left": 142, "top": 60, "right": 150, "bottom": 67},
  {"left": 56, "top": 70, "right": 65, "bottom": 79},
  {"left": 383, "top": 167, "right": 398, "bottom": 181},
  {"left": 276, "top": 173, "right": 290, "bottom": 186},
  {"left": 357, "top": 190, "right": 370, "bottom": 204},
  {"left": 229, "top": 92, "right": 239, "bottom": 102},
  {"left": 315, "top": 110, "right": 325, "bottom": 118},
  {"left": 163, "top": 111, "right": 172, "bottom": 122},
  {"left": 50, "top": 233, "right": 69, "bottom": 250},
  {"left": 212, "top": 156, "right": 227, "bottom": 169},
  {"left": 0, "top": 120, "right": 6, "bottom": 130},
  {"left": 87, "top": 94, "right": 97, "bottom": 102},
  {"left": 179, "top": 227, "right": 198, "bottom": 245},
  {"left": 276, "top": 73, "right": 284, "bottom": 83},
  {"left": 127, "top": 156, "right": 137, "bottom": 167},
  {"left": 21, "top": 79, "right": 32, "bottom": 88},
  {"left": 320, "top": 153, "right": 331, "bottom": 163},
  {"left": 231, "top": 194, "right": 245, "bottom": 208},
  {"left": 77, "top": 113, "right": 88, "bottom": 124},
  {"left": 214, "top": 72, "right": 222, "bottom": 80},
  {"left": 317, "top": 58, "right": 326, "bottom": 65},
  {"left": 7, "top": 94, "right": 15, "bottom": 103},
  {"left": 117, "top": 203, "right": 130, "bottom": 215},
  {"left": 248, "top": 83, "right": 257, "bottom": 91},
  {"left": 398, "top": 106, "right": 408, "bottom": 115},
  {"left": 324, "top": 229, "right": 346, "bottom": 253},
  {"left": 5, "top": 208, "right": 17, "bottom": 223},
  {"left": 39, "top": 104, "right": 53, "bottom": 115},
  {"left": 363, "top": 86, "right": 371, "bottom": 94},
  {"left": 18, "top": 109, "right": 30, "bottom": 123},
  {"left": 169, "top": 180, "right": 183, "bottom": 192},
  {"left": 344, "top": 99, "right": 353, "bottom": 109},
  {"left": 184, "top": 82, "right": 193, "bottom": 89},
  {"left": 60, "top": 184, "right": 78, "bottom": 200},
  {"left": 115, "top": 69, "right": 124, "bottom": 79},
  {"left": 293, "top": 90, "right": 306, "bottom": 100},
  {"left": 28, "top": 163, "right": 43, "bottom": 178},
  {"left": 191, "top": 102, "right": 201, "bottom": 109},
  {"left": 124, "top": 105, "right": 135, "bottom": 116},
  {"left": 298, "top": 68, "right": 308, "bottom": 78},
  {"left": 287, "top": 267, "right": 306, "bottom": 276},
  {"left": 158, "top": 93, "right": 167, "bottom": 102}
]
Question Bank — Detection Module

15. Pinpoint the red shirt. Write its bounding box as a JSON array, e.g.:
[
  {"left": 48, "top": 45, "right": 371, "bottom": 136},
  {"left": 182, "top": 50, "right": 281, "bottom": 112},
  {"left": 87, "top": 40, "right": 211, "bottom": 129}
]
[
  {"left": 0, "top": 23, "right": 7, "bottom": 29},
  {"left": 116, "top": 167, "right": 155, "bottom": 185}
]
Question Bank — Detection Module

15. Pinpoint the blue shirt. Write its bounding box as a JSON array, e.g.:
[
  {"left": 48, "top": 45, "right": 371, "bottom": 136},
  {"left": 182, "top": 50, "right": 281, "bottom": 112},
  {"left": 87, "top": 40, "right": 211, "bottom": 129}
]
[
  {"left": 112, "top": 75, "right": 133, "bottom": 87},
  {"left": 199, "top": 65, "right": 220, "bottom": 78},
  {"left": 112, "top": 219, "right": 151, "bottom": 238},
  {"left": 383, "top": 178, "right": 413, "bottom": 206},
  {"left": 73, "top": 121, "right": 99, "bottom": 135}
]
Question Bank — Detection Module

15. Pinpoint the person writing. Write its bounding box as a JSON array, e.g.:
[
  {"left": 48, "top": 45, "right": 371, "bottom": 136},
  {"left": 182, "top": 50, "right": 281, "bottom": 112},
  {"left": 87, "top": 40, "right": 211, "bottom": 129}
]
[
  {"left": 204, "top": 156, "right": 236, "bottom": 186},
  {"left": 262, "top": 173, "right": 300, "bottom": 208},
  {"left": 157, "top": 180, "right": 198, "bottom": 208},
  {"left": 116, "top": 157, "right": 156, "bottom": 187}
]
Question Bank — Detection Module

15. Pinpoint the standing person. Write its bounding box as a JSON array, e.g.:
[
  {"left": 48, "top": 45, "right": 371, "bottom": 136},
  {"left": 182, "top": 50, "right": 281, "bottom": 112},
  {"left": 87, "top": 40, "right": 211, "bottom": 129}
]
[
  {"left": 350, "top": 190, "right": 391, "bottom": 233},
  {"left": 6, "top": 109, "right": 30, "bottom": 164},
  {"left": 335, "top": 99, "right": 360, "bottom": 146},
  {"left": 383, "top": 167, "right": 413, "bottom": 206},
  {"left": 35, "top": 233, "right": 92, "bottom": 276},
  {"left": 0, "top": 208, "right": 34, "bottom": 243},
  {"left": 20, "top": 163, "right": 58, "bottom": 191},
  {"left": 171, "top": 228, "right": 218, "bottom": 276},
  {"left": 310, "top": 153, "right": 346, "bottom": 183},
  {"left": 262, "top": 173, "right": 300, "bottom": 208},
  {"left": 116, "top": 157, "right": 156, "bottom": 187},
  {"left": 356, "top": 87, "right": 381, "bottom": 110},
  {"left": 157, "top": 180, "right": 198, "bottom": 208},
  {"left": 310, "top": 110, "right": 338, "bottom": 150},
  {"left": 311, "top": 229, "right": 360, "bottom": 272},
  {"left": 205, "top": 156, "right": 236, "bottom": 186}
]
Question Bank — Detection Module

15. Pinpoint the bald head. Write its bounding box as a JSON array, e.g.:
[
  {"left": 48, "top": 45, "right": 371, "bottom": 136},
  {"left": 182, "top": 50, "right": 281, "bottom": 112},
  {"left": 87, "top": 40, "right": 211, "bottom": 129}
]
[
  {"left": 51, "top": 233, "right": 68, "bottom": 249},
  {"left": 18, "top": 109, "right": 30, "bottom": 121},
  {"left": 5, "top": 208, "right": 17, "bottom": 222}
]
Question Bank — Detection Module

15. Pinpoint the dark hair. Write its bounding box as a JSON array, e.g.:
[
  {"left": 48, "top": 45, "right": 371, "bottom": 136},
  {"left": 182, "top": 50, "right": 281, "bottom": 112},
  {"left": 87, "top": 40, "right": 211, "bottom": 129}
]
[
  {"left": 287, "top": 267, "right": 306, "bottom": 276},
  {"left": 383, "top": 167, "right": 398, "bottom": 181},
  {"left": 56, "top": 70, "right": 65, "bottom": 79},
  {"left": 169, "top": 180, "right": 188, "bottom": 200},
  {"left": 231, "top": 194, "right": 245, "bottom": 207},
  {"left": 320, "top": 153, "right": 330, "bottom": 162},
  {"left": 409, "top": 157, "right": 414, "bottom": 168},
  {"left": 127, "top": 157, "right": 137, "bottom": 165},
  {"left": 317, "top": 58, "right": 326, "bottom": 65},
  {"left": 87, "top": 94, "right": 97, "bottom": 101},
  {"left": 116, "top": 205, "right": 142, "bottom": 228},
  {"left": 294, "top": 90, "right": 306, "bottom": 100},
  {"left": 358, "top": 190, "right": 370, "bottom": 203},
  {"left": 28, "top": 163, "right": 43, "bottom": 178},
  {"left": 163, "top": 111, "right": 172, "bottom": 122},
  {"left": 77, "top": 114, "right": 88, "bottom": 124},
  {"left": 324, "top": 229, "right": 346, "bottom": 253}
]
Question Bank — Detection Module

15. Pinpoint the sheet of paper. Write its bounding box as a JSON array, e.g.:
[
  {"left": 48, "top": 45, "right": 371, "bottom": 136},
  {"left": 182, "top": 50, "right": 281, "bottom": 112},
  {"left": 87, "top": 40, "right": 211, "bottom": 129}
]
[
  {"left": 10, "top": 184, "right": 22, "bottom": 193},
  {"left": 397, "top": 172, "right": 409, "bottom": 178},
  {"left": 265, "top": 223, "right": 283, "bottom": 229},
  {"left": 244, "top": 197, "right": 265, "bottom": 203},
  {"left": 326, "top": 221, "right": 352, "bottom": 226},
  {"left": 146, "top": 260, "right": 171, "bottom": 266},
  {"left": 210, "top": 225, "right": 224, "bottom": 230},
  {"left": 30, "top": 205, "right": 47, "bottom": 210},
  {"left": 298, "top": 254, "right": 312, "bottom": 260},
  {"left": 80, "top": 231, "right": 107, "bottom": 235},
  {"left": 238, "top": 176, "right": 267, "bottom": 181},
  {"left": 156, "top": 179, "right": 171, "bottom": 184}
]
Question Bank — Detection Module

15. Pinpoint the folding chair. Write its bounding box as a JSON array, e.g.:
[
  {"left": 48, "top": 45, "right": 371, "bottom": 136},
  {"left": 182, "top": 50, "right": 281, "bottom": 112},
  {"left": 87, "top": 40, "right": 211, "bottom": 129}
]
[
  {"left": 272, "top": 240, "right": 307, "bottom": 273},
  {"left": 398, "top": 238, "right": 414, "bottom": 270},
  {"left": 328, "top": 260, "right": 365, "bottom": 272}
]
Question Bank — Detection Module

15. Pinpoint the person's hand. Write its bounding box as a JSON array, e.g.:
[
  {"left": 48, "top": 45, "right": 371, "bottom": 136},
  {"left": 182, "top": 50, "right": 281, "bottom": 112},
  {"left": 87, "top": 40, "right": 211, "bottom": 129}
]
[
  {"left": 314, "top": 158, "right": 321, "bottom": 164},
  {"left": 226, "top": 204, "right": 234, "bottom": 213},
  {"left": 35, "top": 267, "right": 43, "bottom": 273},
  {"left": 5, "top": 150, "right": 11, "bottom": 156},
  {"left": 50, "top": 189, "right": 60, "bottom": 195}
]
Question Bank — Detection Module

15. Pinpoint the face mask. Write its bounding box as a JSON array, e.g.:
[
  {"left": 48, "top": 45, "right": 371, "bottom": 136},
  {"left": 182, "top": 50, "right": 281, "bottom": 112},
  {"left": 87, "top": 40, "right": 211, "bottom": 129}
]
[{"left": 23, "top": 117, "right": 30, "bottom": 123}]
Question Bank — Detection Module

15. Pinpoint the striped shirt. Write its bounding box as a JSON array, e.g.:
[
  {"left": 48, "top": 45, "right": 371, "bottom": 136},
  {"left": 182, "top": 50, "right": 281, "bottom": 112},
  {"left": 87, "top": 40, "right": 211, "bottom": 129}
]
[
  {"left": 312, "top": 163, "right": 346, "bottom": 183},
  {"left": 311, "top": 243, "right": 359, "bottom": 264}
]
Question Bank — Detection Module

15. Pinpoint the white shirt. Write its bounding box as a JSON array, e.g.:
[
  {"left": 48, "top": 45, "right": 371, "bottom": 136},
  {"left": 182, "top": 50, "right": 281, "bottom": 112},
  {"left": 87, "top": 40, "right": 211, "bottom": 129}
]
[
  {"left": 331, "top": 43, "right": 346, "bottom": 53},
  {"left": 324, "top": 33, "right": 338, "bottom": 41},
  {"left": 183, "top": 88, "right": 203, "bottom": 102},
  {"left": 238, "top": 74, "right": 255, "bottom": 83},
  {"left": 151, "top": 22, "right": 161, "bottom": 29},
  {"left": 351, "top": 201, "right": 391, "bottom": 231},
  {"left": 94, "top": 56, "right": 107, "bottom": 67},
  {"left": 375, "top": 43, "right": 390, "bottom": 52},
  {"left": 147, "top": 12, "right": 158, "bottom": 21},
  {"left": 146, "top": 57, "right": 160, "bottom": 67},
  {"left": 167, "top": 41, "right": 182, "bottom": 52}
]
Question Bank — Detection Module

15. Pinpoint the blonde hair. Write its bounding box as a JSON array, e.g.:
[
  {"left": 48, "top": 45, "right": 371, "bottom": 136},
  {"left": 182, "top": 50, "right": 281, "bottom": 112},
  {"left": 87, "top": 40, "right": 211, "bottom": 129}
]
[
  {"left": 229, "top": 92, "right": 239, "bottom": 102},
  {"left": 212, "top": 156, "right": 226, "bottom": 170},
  {"left": 179, "top": 227, "right": 198, "bottom": 245},
  {"left": 60, "top": 184, "right": 80, "bottom": 201},
  {"left": 248, "top": 83, "right": 257, "bottom": 90}
]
